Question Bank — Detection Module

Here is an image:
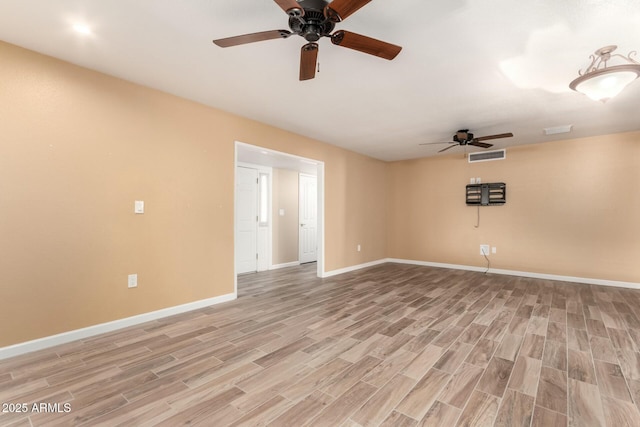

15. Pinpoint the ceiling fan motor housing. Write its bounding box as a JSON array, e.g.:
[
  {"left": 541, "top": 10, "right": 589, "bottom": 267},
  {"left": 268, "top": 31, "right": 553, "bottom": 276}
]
[
  {"left": 454, "top": 130, "right": 474, "bottom": 144},
  {"left": 289, "top": 0, "right": 335, "bottom": 41}
]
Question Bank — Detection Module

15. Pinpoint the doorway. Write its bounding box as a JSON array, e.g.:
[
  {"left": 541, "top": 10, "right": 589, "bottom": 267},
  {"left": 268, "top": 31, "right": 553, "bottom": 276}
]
[{"left": 234, "top": 142, "right": 325, "bottom": 295}]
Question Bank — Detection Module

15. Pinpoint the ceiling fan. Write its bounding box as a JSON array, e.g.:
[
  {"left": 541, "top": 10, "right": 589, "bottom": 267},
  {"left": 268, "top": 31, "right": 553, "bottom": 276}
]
[
  {"left": 420, "top": 130, "right": 514, "bottom": 153},
  {"left": 212, "top": 0, "right": 402, "bottom": 80}
]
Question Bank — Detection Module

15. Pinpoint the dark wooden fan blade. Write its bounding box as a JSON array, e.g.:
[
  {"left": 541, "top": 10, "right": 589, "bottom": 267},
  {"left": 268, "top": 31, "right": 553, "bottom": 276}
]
[
  {"left": 274, "top": 0, "right": 304, "bottom": 16},
  {"left": 468, "top": 141, "right": 493, "bottom": 149},
  {"left": 419, "top": 141, "right": 453, "bottom": 146},
  {"left": 475, "top": 132, "right": 513, "bottom": 142},
  {"left": 325, "top": 0, "right": 371, "bottom": 22},
  {"left": 300, "top": 43, "right": 319, "bottom": 81},
  {"left": 331, "top": 30, "right": 401, "bottom": 60},
  {"left": 213, "top": 30, "right": 292, "bottom": 48},
  {"left": 438, "top": 144, "right": 459, "bottom": 153}
]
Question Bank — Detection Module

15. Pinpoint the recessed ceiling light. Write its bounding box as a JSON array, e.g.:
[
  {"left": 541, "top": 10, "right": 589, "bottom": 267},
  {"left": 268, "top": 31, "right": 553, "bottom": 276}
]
[
  {"left": 72, "top": 23, "right": 92, "bottom": 35},
  {"left": 543, "top": 125, "right": 573, "bottom": 135}
]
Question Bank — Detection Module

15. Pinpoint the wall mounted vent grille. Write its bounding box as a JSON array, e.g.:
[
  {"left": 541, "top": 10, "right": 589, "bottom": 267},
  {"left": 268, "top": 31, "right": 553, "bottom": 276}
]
[{"left": 468, "top": 149, "right": 506, "bottom": 163}]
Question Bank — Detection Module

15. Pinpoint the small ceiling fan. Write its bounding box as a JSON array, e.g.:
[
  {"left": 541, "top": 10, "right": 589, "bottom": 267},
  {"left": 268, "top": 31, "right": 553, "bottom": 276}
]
[
  {"left": 212, "top": 0, "right": 402, "bottom": 80},
  {"left": 420, "top": 130, "right": 514, "bottom": 153}
]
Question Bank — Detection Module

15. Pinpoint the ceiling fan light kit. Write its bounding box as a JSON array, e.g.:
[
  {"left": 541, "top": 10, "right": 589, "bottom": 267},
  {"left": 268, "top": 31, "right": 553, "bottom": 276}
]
[
  {"left": 569, "top": 45, "right": 640, "bottom": 102},
  {"left": 213, "top": 0, "right": 402, "bottom": 81}
]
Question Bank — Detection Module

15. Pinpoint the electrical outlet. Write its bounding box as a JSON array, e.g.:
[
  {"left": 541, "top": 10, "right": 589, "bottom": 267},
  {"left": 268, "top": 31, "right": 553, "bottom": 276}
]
[
  {"left": 492, "top": 247, "right": 497, "bottom": 254},
  {"left": 476, "top": 177, "right": 482, "bottom": 184},
  {"left": 480, "top": 245, "right": 490, "bottom": 256},
  {"left": 128, "top": 274, "right": 138, "bottom": 288},
  {"left": 357, "top": 244, "right": 361, "bottom": 252},
  {"left": 470, "top": 178, "right": 476, "bottom": 184}
]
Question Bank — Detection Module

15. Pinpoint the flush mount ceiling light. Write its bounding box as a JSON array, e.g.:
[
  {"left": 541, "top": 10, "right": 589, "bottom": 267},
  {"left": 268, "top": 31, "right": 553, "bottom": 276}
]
[{"left": 570, "top": 45, "right": 640, "bottom": 102}]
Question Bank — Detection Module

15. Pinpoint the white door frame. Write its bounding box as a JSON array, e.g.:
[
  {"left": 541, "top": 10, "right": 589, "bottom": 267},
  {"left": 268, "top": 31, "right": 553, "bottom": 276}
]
[{"left": 234, "top": 141, "right": 325, "bottom": 298}]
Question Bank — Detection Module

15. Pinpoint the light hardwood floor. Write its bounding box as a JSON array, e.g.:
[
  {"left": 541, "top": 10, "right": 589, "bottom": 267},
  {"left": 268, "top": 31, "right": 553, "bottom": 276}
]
[{"left": 2, "top": 263, "right": 640, "bottom": 426}]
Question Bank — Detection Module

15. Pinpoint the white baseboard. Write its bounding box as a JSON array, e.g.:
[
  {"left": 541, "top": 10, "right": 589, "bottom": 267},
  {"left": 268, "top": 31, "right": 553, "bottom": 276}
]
[
  {"left": 388, "top": 258, "right": 486, "bottom": 273},
  {"left": 269, "top": 261, "right": 300, "bottom": 270},
  {"left": 321, "top": 259, "right": 388, "bottom": 278},
  {"left": 0, "top": 292, "right": 236, "bottom": 361},
  {"left": 5, "top": 260, "right": 636, "bottom": 361},
  {"left": 387, "top": 258, "right": 640, "bottom": 290}
]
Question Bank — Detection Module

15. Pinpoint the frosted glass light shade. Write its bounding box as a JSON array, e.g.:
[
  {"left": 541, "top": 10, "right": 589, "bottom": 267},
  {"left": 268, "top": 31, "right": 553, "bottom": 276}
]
[
  {"left": 570, "top": 66, "right": 640, "bottom": 102},
  {"left": 576, "top": 70, "right": 638, "bottom": 101}
]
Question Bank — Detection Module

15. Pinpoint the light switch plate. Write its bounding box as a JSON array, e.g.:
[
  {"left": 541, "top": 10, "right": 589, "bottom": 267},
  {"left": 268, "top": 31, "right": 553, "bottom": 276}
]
[
  {"left": 128, "top": 274, "right": 138, "bottom": 288},
  {"left": 134, "top": 200, "right": 144, "bottom": 214}
]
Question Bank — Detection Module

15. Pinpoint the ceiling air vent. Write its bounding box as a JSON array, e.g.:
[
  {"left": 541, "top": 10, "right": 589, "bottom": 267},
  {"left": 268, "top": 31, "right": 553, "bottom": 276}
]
[{"left": 468, "top": 149, "right": 506, "bottom": 163}]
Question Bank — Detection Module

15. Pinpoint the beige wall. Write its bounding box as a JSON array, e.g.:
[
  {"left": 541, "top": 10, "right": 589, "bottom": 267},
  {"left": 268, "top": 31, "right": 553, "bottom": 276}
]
[
  {"left": 272, "top": 168, "right": 299, "bottom": 265},
  {"left": 2, "top": 39, "right": 638, "bottom": 349},
  {"left": 0, "top": 41, "right": 388, "bottom": 347},
  {"left": 387, "top": 132, "right": 640, "bottom": 283}
]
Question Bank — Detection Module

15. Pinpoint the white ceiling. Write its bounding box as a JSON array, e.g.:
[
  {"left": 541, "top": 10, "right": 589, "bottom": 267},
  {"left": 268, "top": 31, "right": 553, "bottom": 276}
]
[{"left": 1, "top": 0, "right": 639, "bottom": 161}]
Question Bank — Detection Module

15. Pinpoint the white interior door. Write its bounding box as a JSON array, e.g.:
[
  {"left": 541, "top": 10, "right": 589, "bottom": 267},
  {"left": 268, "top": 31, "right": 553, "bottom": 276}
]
[
  {"left": 236, "top": 166, "right": 258, "bottom": 274},
  {"left": 299, "top": 174, "right": 317, "bottom": 264}
]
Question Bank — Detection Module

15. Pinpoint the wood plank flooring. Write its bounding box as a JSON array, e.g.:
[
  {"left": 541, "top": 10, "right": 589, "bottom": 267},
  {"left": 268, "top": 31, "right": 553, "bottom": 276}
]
[{"left": 2, "top": 263, "right": 640, "bottom": 426}]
